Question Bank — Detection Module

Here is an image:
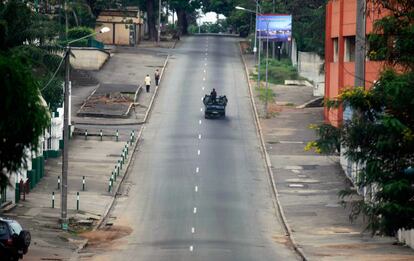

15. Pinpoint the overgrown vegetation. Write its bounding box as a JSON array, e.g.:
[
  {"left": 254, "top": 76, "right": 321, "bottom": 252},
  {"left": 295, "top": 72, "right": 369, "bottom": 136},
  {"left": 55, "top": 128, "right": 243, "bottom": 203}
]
[
  {"left": 308, "top": 0, "right": 414, "bottom": 236},
  {"left": 255, "top": 87, "right": 276, "bottom": 103},
  {"left": 254, "top": 58, "right": 302, "bottom": 85}
]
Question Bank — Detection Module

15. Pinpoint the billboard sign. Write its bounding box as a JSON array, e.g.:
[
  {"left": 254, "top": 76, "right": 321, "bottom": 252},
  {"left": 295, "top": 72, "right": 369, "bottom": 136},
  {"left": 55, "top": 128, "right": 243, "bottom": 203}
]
[{"left": 256, "top": 15, "right": 292, "bottom": 42}]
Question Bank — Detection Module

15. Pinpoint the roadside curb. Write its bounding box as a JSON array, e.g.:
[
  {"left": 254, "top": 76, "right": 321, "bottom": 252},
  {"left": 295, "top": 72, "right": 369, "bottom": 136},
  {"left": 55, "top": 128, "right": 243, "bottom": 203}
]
[
  {"left": 71, "top": 52, "right": 171, "bottom": 258},
  {"left": 238, "top": 44, "right": 308, "bottom": 261}
]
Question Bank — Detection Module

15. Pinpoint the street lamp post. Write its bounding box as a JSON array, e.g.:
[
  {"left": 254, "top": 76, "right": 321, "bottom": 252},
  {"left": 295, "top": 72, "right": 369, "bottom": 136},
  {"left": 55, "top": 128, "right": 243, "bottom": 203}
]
[
  {"left": 236, "top": 3, "right": 262, "bottom": 89},
  {"left": 264, "top": 20, "right": 270, "bottom": 118},
  {"left": 61, "top": 27, "right": 110, "bottom": 230},
  {"left": 157, "top": 0, "right": 161, "bottom": 46}
]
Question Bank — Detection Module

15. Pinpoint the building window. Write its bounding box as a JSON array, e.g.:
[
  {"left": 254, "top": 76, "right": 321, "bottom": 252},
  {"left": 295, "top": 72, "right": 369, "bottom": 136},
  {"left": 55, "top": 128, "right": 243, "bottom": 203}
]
[
  {"left": 333, "top": 38, "right": 339, "bottom": 62},
  {"left": 344, "top": 36, "right": 356, "bottom": 62}
]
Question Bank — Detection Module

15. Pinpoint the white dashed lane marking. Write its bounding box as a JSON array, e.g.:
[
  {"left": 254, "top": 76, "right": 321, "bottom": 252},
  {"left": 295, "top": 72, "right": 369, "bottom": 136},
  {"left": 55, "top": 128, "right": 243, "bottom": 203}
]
[
  {"left": 190, "top": 245, "right": 194, "bottom": 252},
  {"left": 198, "top": 134, "right": 201, "bottom": 139},
  {"left": 197, "top": 149, "right": 200, "bottom": 155},
  {"left": 195, "top": 186, "right": 198, "bottom": 192},
  {"left": 196, "top": 167, "right": 199, "bottom": 173},
  {"left": 193, "top": 207, "right": 197, "bottom": 214},
  {"left": 199, "top": 120, "right": 202, "bottom": 125},
  {"left": 192, "top": 227, "right": 195, "bottom": 233}
]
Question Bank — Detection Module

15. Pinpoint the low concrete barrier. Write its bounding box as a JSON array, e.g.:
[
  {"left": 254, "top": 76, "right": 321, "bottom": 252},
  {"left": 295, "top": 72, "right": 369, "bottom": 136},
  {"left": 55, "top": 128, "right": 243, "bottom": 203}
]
[
  {"left": 398, "top": 228, "right": 414, "bottom": 249},
  {"left": 70, "top": 48, "right": 110, "bottom": 70}
]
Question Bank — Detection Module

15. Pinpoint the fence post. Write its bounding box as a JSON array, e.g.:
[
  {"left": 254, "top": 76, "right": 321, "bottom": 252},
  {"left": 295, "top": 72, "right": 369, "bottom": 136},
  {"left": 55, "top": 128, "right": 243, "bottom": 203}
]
[
  {"left": 116, "top": 129, "right": 119, "bottom": 142},
  {"left": 82, "top": 176, "right": 85, "bottom": 191},
  {"left": 100, "top": 129, "right": 103, "bottom": 141},
  {"left": 85, "top": 129, "right": 88, "bottom": 140},
  {"left": 76, "top": 192, "right": 80, "bottom": 211},
  {"left": 58, "top": 176, "right": 60, "bottom": 190}
]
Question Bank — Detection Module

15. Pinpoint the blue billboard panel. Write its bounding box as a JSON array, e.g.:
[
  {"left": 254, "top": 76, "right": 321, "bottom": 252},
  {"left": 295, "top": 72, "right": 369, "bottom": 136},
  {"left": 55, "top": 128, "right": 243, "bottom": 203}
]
[{"left": 257, "top": 15, "right": 292, "bottom": 42}]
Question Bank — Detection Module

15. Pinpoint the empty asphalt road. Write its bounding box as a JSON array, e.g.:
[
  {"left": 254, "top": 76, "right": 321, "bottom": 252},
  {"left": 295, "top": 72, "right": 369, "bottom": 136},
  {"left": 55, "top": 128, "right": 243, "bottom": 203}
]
[{"left": 83, "top": 36, "right": 298, "bottom": 261}]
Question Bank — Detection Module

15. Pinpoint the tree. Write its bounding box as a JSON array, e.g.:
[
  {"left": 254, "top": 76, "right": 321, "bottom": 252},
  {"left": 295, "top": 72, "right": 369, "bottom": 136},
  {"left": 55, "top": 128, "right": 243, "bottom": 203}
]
[
  {"left": 0, "top": 1, "right": 60, "bottom": 186},
  {"left": 309, "top": 0, "right": 414, "bottom": 235},
  {"left": 169, "top": 0, "right": 200, "bottom": 35},
  {"left": 0, "top": 55, "right": 50, "bottom": 187}
]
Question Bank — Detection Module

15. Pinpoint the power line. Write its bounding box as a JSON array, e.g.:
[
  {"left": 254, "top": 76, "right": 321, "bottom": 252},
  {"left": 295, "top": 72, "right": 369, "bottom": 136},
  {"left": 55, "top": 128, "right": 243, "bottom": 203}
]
[{"left": 40, "top": 53, "right": 66, "bottom": 91}]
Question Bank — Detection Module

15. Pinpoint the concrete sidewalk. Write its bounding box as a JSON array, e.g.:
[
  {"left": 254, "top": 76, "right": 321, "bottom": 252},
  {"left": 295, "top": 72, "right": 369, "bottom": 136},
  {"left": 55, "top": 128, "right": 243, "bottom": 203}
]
[
  {"left": 1, "top": 44, "right": 170, "bottom": 261},
  {"left": 242, "top": 52, "right": 414, "bottom": 260}
]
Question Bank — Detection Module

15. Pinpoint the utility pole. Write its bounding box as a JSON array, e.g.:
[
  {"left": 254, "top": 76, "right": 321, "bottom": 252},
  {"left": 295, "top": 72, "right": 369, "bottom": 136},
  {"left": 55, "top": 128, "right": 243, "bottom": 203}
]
[
  {"left": 64, "top": 1, "right": 68, "bottom": 40},
  {"left": 253, "top": 3, "right": 258, "bottom": 61},
  {"left": 264, "top": 21, "right": 270, "bottom": 118},
  {"left": 355, "top": 0, "right": 366, "bottom": 88},
  {"left": 272, "top": 0, "right": 276, "bottom": 59},
  {"left": 157, "top": 0, "right": 161, "bottom": 46},
  {"left": 61, "top": 47, "right": 70, "bottom": 230}
]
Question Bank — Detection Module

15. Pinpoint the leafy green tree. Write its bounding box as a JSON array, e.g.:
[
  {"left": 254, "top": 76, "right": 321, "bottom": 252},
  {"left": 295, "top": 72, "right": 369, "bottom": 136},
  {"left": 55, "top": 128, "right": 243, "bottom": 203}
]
[
  {"left": 309, "top": 0, "right": 414, "bottom": 235},
  {"left": 0, "top": 55, "right": 50, "bottom": 187},
  {"left": 169, "top": 0, "right": 201, "bottom": 35}
]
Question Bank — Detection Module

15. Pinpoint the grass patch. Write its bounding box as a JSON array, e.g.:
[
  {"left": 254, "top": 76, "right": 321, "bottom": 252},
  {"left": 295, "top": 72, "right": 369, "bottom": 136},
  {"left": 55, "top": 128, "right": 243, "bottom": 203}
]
[
  {"left": 256, "top": 87, "right": 276, "bottom": 103},
  {"left": 251, "top": 58, "right": 303, "bottom": 84}
]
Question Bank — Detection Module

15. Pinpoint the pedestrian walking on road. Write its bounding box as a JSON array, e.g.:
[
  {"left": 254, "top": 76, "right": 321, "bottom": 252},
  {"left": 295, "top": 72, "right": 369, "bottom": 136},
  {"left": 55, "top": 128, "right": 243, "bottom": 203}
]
[
  {"left": 144, "top": 74, "right": 151, "bottom": 93},
  {"left": 154, "top": 69, "right": 160, "bottom": 87}
]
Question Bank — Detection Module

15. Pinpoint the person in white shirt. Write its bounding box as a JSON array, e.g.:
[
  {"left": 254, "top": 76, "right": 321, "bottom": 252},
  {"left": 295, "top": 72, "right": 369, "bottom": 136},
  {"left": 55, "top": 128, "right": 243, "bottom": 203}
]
[{"left": 144, "top": 74, "right": 151, "bottom": 93}]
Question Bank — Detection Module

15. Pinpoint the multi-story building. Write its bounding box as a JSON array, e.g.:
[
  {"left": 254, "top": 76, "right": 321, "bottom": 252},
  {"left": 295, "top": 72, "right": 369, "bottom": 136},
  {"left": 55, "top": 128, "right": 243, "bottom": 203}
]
[{"left": 324, "top": 0, "right": 383, "bottom": 126}]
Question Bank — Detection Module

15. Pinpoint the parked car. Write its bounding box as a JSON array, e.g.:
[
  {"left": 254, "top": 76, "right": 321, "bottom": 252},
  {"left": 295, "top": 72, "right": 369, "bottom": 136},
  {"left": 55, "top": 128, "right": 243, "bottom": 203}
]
[{"left": 0, "top": 217, "right": 31, "bottom": 261}]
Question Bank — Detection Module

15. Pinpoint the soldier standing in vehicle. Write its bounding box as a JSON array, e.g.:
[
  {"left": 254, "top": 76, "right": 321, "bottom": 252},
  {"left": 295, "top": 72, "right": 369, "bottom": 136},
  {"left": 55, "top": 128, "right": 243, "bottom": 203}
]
[
  {"left": 210, "top": 88, "right": 217, "bottom": 103},
  {"left": 144, "top": 74, "right": 151, "bottom": 93}
]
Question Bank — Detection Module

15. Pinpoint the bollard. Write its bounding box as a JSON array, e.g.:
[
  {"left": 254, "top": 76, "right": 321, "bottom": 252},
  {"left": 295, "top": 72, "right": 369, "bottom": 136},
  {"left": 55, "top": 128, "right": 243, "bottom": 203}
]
[
  {"left": 116, "top": 129, "right": 119, "bottom": 142},
  {"left": 119, "top": 159, "right": 123, "bottom": 170},
  {"left": 121, "top": 151, "right": 125, "bottom": 164},
  {"left": 100, "top": 129, "right": 103, "bottom": 141},
  {"left": 132, "top": 130, "right": 135, "bottom": 142},
  {"left": 116, "top": 164, "right": 120, "bottom": 176},
  {"left": 82, "top": 176, "right": 85, "bottom": 191},
  {"left": 52, "top": 192, "right": 55, "bottom": 208},
  {"left": 76, "top": 192, "right": 80, "bottom": 211},
  {"left": 85, "top": 129, "right": 88, "bottom": 140},
  {"left": 113, "top": 170, "right": 116, "bottom": 181},
  {"left": 58, "top": 176, "right": 61, "bottom": 190},
  {"left": 108, "top": 179, "right": 112, "bottom": 192}
]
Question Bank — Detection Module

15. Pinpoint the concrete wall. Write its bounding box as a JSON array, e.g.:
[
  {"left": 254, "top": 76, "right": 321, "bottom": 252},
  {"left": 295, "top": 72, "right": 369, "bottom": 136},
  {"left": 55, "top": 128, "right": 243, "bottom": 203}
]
[
  {"left": 297, "top": 51, "right": 325, "bottom": 96},
  {"left": 398, "top": 229, "right": 414, "bottom": 249},
  {"left": 70, "top": 48, "right": 110, "bottom": 70}
]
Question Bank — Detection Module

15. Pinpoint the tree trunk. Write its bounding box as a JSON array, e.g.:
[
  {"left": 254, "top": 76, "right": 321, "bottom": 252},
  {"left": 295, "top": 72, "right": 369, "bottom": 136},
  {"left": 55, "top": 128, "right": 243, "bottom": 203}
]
[
  {"left": 146, "top": 0, "right": 157, "bottom": 41},
  {"left": 176, "top": 9, "right": 188, "bottom": 35}
]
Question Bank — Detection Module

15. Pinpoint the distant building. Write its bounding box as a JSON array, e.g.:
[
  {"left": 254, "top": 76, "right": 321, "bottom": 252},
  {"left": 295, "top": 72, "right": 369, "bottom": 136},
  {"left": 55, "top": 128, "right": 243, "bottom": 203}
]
[
  {"left": 324, "top": 0, "right": 383, "bottom": 126},
  {"left": 95, "top": 9, "right": 144, "bottom": 46}
]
